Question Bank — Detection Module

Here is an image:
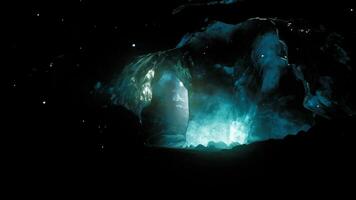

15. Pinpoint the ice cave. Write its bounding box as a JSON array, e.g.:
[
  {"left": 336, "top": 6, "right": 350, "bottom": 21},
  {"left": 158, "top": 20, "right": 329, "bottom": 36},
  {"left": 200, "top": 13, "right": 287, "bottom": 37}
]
[{"left": 98, "top": 18, "right": 353, "bottom": 149}]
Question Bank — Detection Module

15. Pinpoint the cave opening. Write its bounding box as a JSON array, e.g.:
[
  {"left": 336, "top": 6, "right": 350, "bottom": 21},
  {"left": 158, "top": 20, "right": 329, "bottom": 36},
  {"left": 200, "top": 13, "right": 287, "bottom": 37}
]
[{"left": 141, "top": 69, "right": 253, "bottom": 149}]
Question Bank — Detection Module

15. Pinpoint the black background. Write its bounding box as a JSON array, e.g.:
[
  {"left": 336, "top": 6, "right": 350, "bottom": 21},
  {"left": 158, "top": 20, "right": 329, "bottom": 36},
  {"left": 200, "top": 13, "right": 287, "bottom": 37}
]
[{"left": 5, "top": 0, "right": 356, "bottom": 187}]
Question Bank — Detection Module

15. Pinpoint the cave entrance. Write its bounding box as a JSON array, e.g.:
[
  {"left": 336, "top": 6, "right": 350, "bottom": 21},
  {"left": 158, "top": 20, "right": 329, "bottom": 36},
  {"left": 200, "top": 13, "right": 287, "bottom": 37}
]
[{"left": 142, "top": 71, "right": 189, "bottom": 147}]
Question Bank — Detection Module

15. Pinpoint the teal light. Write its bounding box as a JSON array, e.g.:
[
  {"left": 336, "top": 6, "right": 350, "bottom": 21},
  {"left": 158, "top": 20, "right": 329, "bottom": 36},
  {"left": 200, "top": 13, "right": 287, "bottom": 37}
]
[
  {"left": 185, "top": 91, "right": 255, "bottom": 149},
  {"left": 185, "top": 118, "right": 250, "bottom": 148}
]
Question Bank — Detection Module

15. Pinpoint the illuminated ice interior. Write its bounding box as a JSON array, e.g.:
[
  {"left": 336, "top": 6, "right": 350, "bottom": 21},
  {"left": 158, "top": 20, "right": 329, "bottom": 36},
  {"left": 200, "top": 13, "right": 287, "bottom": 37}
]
[
  {"left": 99, "top": 18, "right": 353, "bottom": 149},
  {"left": 140, "top": 69, "right": 155, "bottom": 102},
  {"left": 185, "top": 89, "right": 255, "bottom": 148},
  {"left": 186, "top": 113, "right": 251, "bottom": 147}
]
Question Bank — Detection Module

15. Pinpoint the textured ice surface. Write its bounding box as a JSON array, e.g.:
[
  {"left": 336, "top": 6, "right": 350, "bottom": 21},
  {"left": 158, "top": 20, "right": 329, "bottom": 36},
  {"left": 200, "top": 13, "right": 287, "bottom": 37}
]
[{"left": 98, "top": 18, "right": 353, "bottom": 149}]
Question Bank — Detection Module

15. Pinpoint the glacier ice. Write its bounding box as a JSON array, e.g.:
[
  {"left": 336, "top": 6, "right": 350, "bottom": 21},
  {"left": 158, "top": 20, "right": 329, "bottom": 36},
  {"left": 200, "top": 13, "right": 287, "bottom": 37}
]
[{"left": 97, "top": 18, "right": 353, "bottom": 149}]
